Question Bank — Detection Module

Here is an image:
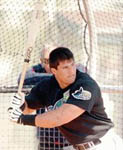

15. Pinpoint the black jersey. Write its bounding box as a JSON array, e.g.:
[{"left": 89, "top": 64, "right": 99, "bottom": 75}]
[
  {"left": 25, "top": 70, "right": 114, "bottom": 145},
  {"left": 32, "top": 64, "right": 46, "bottom": 73}
]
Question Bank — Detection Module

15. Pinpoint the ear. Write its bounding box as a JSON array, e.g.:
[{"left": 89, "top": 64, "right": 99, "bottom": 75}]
[{"left": 50, "top": 68, "right": 57, "bottom": 75}]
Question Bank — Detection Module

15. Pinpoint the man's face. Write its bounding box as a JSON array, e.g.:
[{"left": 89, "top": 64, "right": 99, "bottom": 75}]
[{"left": 51, "top": 59, "right": 76, "bottom": 89}]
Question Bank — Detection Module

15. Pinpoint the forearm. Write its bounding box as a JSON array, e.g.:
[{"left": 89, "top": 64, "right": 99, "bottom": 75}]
[
  {"left": 16, "top": 104, "right": 84, "bottom": 128},
  {"left": 35, "top": 104, "right": 83, "bottom": 128},
  {"left": 19, "top": 109, "right": 62, "bottom": 128},
  {"left": 21, "top": 101, "right": 35, "bottom": 114},
  {"left": 35, "top": 110, "right": 62, "bottom": 128}
]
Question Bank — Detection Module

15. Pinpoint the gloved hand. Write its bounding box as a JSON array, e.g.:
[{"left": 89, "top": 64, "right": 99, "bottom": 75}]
[
  {"left": 8, "top": 107, "right": 23, "bottom": 123},
  {"left": 9, "top": 93, "right": 25, "bottom": 110}
]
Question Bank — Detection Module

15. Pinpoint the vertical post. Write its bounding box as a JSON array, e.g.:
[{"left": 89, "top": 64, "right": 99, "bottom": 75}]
[{"left": 82, "top": 0, "right": 98, "bottom": 78}]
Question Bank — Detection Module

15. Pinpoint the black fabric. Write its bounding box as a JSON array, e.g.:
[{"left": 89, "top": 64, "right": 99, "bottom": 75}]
[
  {"left": 33, "top": 64, "right": 46, "bottom": 73},
  {"left": 25, "top": 76, "right": 52, "bottom": 109},
  {"left": 18, "top": 64, "right": 47, "bottom": 85},
  {"left": 23, "top": 64, "right": 46, "bottom": 85},
  {"left": 25, "top": 70, "right": 114, "bottom": 145},
  {"left": 18, "top": 114, "right": 36, "bottom": 126}
]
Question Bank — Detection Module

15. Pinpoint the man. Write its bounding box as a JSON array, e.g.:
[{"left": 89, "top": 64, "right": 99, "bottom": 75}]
[
  {"left": 9, "top": 47, "right": 116, "bottom": 150},
  {"left": 17, "top": 44, "right": 54, "bottom": 85}
]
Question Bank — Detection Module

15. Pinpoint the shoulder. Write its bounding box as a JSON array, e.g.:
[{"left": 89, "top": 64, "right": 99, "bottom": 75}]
[
  {"left": 36, "top": 75, "right": 53, "bottom": 87},
  {"left": 76, "top": 70, "right": 98, "bottom": 85},
  {"left": 71, "top": 70, "right": 101, "bottom": 95},
  {"left": 67, "top": 71, "right": 101, "bottom": 109},
  {"left": 33, "top": 64, "right": 46, "bottom": 73},
  {"left": 32, "top": 75, "right": 56, "bottom": 91},
  {"left": 75, "top": 70, "right": 94, "bottom": 84}
]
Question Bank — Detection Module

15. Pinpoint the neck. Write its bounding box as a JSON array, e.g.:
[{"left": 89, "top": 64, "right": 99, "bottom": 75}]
[{"left": 57, "top": 80, "right": 69, "bottom": 89}]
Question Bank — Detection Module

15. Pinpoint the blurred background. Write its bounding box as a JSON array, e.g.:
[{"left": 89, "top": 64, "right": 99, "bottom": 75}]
[{"left": 0, "top": 0, "right": 123, "bottom": 149}]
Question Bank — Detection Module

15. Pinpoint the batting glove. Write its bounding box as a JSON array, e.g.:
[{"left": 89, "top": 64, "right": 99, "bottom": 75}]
[
  {"left": 8, "top": 107, "right": 23, "bottom": 123},
  {"left": 10, "top": 93, "right": 25, "bottom": 110}
]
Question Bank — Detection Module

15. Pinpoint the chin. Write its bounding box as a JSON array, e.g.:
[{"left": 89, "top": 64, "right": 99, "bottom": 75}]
[{"left": 68, "top": 78, "right": 75, "bottom": 84}]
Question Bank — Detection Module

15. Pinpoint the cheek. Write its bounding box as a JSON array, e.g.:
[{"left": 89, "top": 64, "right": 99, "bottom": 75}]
[{"left": 57, "top": 71, "right": 65, "bottom": 79}]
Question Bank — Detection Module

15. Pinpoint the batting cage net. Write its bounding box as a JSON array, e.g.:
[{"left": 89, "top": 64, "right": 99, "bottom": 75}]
[{"left": 0, "top": 0, "right": 123, "bottom": 150}]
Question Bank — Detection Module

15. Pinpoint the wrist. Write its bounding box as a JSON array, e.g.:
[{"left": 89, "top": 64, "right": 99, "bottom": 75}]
[{"left": 18, "top": 114, "right": 37, "bottom": 126}]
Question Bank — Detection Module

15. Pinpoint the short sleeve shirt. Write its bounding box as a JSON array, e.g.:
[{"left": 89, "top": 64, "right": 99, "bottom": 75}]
[{"left": 25, "top": 70, "right": 114, "bottom": 144}]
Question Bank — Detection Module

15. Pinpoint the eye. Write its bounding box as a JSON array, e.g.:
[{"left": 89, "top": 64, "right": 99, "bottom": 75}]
[
  {"left": 72, "top": 62, "right": 75, "bottom": 66},
  {"left": 62, "top": 66, "right": 69, "bottom": 69},
  {"left": 41, "top": 58, "right": 49, "bottom": 64}
]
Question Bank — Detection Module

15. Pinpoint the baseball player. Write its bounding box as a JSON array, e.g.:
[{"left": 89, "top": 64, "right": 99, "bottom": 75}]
[{"left": 9, "top": 47, "right": 118, "bottom": 150}]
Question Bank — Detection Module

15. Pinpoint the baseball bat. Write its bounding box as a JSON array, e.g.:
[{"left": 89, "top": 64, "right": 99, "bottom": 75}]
[{"left": 18, "top": 2, "right": 41, "bottom": 95}]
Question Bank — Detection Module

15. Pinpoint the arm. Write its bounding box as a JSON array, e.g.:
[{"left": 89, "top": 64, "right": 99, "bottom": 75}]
[
  {"left": 9, "top": 103, "right": 85, "bottom": 127},
  {"left": 35, "top": 103, "right": 85, "bottom": 128}
]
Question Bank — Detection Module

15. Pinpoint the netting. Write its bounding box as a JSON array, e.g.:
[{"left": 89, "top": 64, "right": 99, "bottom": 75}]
[{"left": 0, "top": 0, "right": 123, "bottom": 150}]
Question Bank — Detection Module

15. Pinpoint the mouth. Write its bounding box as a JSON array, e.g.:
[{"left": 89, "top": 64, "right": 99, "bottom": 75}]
[{"left": 68, "top": 75, "right": 76, "bottom": 80}]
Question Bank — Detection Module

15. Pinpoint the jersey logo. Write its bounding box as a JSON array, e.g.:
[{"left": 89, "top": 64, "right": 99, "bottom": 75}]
[
  {"left": 72, "top": 87, "right": 91, "bottom": 100},
  {"left": 63, "top": 90, "right": 70, "bottom": 100},
  {"left": 54, "top": 90, "right": 70, "bottom": 109},
  {"left": 54, "top": 98, "right": 64, "bottom": 109},
  {"left": 47, "top": 90, "right": 70, "bottom": 110}
]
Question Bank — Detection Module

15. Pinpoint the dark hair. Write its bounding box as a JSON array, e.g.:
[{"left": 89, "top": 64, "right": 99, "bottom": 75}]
[{"left": 49, "top": 47, "right": 74, "bottom": 69}]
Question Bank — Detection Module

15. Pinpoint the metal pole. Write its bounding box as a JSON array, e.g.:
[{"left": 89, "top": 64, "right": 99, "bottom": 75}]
[{"left": 82, "top": 0, "right": 98, "bottom": 78}]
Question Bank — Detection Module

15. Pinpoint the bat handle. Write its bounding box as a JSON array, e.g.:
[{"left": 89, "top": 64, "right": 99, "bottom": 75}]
[
  {"left": 18, "top": 62, "right": 29, "bottom": 95},
  {"left": 17, "top": 47, "right": 33, "bottom": 95}
]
